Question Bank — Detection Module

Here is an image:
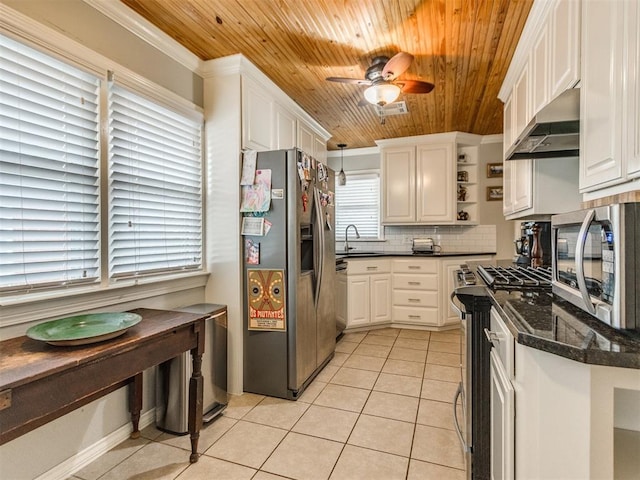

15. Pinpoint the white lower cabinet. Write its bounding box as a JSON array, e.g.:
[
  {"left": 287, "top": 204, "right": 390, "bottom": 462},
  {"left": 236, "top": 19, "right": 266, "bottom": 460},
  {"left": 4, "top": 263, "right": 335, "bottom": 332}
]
[
  {"left": 336, "top": 270, "right": 347, "bottom": 330},
  {"left": 392, "top": 259, "right": 439, "bottom": 326},
  {"left": 489, "top": 309, "right": 515, "bottom": 480},
  {"left": 344, "top": 259, "right": 391, "bottom": 329},
  {"left": 490, "top": 351, "right": 515, "bottom": 480},
  {"left": 345, "top": 256, "right": 495, "bottom": 330}
]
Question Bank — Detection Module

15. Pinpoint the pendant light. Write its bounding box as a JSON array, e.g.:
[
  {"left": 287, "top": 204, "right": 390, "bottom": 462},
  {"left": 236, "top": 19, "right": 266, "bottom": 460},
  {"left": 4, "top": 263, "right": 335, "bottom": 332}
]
[{"left": 337, "top": 143, "right": 347, "bottom": 186}]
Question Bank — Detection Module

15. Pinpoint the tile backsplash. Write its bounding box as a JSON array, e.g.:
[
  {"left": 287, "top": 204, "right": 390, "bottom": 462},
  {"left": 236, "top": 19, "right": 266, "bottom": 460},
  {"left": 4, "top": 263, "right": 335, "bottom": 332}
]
[{"left": 337, "top": 225, "right": 497, "bottom": 254}]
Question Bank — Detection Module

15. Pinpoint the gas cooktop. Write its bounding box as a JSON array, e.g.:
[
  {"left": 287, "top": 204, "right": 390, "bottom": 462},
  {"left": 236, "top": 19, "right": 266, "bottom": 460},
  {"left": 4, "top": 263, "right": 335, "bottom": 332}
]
[{"left": 476, "top": 265, "right": 552, "bottom": 291}]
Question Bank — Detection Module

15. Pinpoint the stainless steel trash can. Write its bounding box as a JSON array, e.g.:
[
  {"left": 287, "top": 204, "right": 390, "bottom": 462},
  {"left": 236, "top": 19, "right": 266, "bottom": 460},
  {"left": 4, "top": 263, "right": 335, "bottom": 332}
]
[{"left": 155, "top": 303, "right": 228, "bottom": 434}]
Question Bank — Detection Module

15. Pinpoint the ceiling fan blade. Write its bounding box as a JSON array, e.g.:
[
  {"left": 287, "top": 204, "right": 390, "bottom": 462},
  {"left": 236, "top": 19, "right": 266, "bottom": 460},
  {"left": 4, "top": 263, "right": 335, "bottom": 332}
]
[
  {"left": 397, "top": 79, "right": 435, "bottom": 94},
  {"left": 382, "top": 52, "right": 414, "bottom": 80},
  {"left": 326, "top": 77, "right": 371, "bottom": 85}
]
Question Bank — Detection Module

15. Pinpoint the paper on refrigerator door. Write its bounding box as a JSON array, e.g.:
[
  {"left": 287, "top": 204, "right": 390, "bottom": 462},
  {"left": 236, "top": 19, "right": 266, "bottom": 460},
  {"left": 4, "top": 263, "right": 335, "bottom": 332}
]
[
  {"left": 240, "top": 150, "right": 257, "bottom": 185},
  {"left": 240, "top": 169, "right": 272, "bottom": 212}
]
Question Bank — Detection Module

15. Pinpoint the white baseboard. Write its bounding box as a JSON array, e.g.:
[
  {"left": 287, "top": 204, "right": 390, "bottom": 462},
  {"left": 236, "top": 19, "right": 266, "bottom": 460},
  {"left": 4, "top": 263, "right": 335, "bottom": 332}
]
[{"left": 36, "top": 409, "right": 156, "bottom": 480}]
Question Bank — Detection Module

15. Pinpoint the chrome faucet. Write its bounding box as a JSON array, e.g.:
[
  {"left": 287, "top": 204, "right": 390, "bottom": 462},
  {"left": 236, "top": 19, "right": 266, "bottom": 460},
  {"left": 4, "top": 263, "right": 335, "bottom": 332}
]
[{"left": 344, "top": 224, "right": 360, "bottom": 252}]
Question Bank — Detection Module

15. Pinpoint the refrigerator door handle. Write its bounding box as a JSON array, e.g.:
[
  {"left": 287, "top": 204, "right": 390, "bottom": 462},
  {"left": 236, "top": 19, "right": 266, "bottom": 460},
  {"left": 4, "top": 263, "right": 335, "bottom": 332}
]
[{"left": 313, "top": 187, "right": 324, "bottom": 307}]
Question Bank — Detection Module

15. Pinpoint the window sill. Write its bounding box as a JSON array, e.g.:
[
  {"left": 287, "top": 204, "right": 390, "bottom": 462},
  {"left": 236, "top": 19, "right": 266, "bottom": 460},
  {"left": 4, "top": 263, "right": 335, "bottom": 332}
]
[{"left": 0, "top": 272, "right": 210, "bottom": 328}]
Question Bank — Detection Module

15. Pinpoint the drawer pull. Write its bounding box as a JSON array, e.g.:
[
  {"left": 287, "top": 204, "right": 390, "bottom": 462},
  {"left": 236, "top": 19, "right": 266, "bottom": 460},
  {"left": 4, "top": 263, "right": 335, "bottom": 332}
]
[
  {"left": 366, "top": 266, "right": 378, "bottom": 271},
  {"left": 484, "top": 328, "right": 500, "bottom": 346},
  {"left": 408, "top": 298, "right": 421, "bottom": 302},
  {"left": 408, "top": 315, "right": 421, "bottom": 319},
  {"left": 408, "top": 266, "right": 421, "bottom": 270},
  {"left": 408, "top": 281, "right": 421, "bottom": 285}
]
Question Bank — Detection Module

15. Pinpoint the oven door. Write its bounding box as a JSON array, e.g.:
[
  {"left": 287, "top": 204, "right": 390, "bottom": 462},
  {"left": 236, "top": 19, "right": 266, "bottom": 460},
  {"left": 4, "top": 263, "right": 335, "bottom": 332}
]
[{"left": 552, "top": 206, "right": 617, "bottom": 326}]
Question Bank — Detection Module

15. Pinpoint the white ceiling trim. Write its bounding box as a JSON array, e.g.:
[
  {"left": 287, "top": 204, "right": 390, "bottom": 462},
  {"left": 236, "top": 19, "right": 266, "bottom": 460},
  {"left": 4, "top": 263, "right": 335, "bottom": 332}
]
[{"left": 82, "top": 0, "right": 203, "bottom": 74}]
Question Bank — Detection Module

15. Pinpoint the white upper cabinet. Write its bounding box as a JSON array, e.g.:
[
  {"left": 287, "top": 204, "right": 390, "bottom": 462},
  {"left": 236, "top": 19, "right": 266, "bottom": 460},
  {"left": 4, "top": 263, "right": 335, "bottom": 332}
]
[
  {"left": 297, "top": 119, "right": 327, "bottom": 162},
  {"left": 242, "top": 77, "right": 273, "bottom": 151},
  {"left": 627, "top": 0, "right": 640, "bottom": 178},
  {"left": 531, "top": 22, "right": 549, "bottom": 116},
  {"left": 379, "top": 134, "right": 460, "bottom": 225},
  {"left": 416, "top": 143, "right": 455, "bottom": 223},
  {"left": 580, "top": 0, "right": 640, "bottom": 197},
  {"left": 381, "top": 146, "right": 416, "bottom": 223},
  {"left": 500, "top": 0, "right": 580, "bottom": 152},
  {"left": 549, "top": 0, "right": 580, "bottom": 100},
  {"left": 274, "top": 103, "right": 296, "bottom": 150},
  {"left": 580, "top": 0, "right": 625, "bottom": 191},
  {"left": 503, "top": 94, "right": 514, "bottom": 157},
  {"left": 240, "top": 69, "right": 329, "bottom": 156},
  {"left": 513, "top": 61, "right": 531, "bottom": 141}
]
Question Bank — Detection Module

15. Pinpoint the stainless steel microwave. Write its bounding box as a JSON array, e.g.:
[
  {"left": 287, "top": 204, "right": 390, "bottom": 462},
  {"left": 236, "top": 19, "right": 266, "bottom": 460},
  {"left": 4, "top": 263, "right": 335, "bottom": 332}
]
[{"left": 551, "top": 203, "right": 639, "bottom": 330}]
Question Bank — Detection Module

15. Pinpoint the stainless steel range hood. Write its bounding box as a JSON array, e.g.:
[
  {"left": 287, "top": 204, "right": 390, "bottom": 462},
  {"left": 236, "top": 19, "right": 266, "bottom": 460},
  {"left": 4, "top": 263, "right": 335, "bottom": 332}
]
[{"left": 505, "top": 88, "right": 579, "bottom": 161}]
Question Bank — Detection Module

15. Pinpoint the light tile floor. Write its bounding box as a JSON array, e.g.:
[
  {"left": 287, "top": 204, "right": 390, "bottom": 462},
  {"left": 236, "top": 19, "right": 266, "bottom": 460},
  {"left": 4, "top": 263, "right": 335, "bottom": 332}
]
[{"left": 70, "top": 328, "right": 465, "bottom": 480}]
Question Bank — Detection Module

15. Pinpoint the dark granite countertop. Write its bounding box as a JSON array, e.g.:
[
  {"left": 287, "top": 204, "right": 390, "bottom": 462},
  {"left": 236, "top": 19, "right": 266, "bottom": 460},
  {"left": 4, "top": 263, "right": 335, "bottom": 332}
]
[
  {"left": 336, "top": 251, "right": 495, "bottom": 260},
  {"left": 467, "top": 261, "right": 640, "bottom": 369}
]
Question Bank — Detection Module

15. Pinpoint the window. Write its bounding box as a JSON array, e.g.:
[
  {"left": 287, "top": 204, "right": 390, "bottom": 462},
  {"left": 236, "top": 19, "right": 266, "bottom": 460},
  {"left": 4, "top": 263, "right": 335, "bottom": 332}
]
[
  {"left": 108, "top": 82, "right": 203, "bottom": 279},
  {"left": 0, "top": 34, "right": 101, "bottom": 294},
  {"left": 334, "top": 172, "right": 380, "bottom": 239},
  {"left": 0, "top": 32, "right": 204, "bottom": 297}
]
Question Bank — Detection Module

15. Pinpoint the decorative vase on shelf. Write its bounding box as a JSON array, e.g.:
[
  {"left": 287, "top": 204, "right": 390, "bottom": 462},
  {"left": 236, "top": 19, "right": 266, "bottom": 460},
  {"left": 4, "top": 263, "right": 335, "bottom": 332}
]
[{"left": 457, "top": 185, "right": 467, "bottom": 201}]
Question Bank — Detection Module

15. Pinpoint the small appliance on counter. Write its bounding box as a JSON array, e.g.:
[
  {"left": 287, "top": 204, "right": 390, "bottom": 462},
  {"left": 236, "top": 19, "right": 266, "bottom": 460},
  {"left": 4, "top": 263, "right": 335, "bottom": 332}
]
[
  {"left": 412, "top": 237, "right": 440, "bottom": 254},
  {"left": 514, "top": 221, "right": 551, "bottom": 266}
]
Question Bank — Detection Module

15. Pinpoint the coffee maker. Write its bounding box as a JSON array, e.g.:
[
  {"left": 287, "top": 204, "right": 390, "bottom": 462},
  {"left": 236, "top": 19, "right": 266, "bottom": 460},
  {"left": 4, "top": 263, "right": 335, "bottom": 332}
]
[{"left": 514, "top": 221, "right": 552, "bottom": 266}]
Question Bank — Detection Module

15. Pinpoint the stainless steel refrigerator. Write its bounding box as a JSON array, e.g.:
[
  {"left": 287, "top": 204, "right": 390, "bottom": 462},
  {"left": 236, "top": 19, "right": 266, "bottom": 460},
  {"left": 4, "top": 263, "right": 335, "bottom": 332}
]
[{"left": 242, "top": 148, "right": 336, "bottom": 400}]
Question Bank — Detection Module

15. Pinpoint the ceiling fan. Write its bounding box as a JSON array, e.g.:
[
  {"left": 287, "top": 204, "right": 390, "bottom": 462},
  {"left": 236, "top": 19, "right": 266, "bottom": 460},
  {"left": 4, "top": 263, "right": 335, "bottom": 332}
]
[{"left": 326, "top": 52, "right": 434, "bottom": 107}]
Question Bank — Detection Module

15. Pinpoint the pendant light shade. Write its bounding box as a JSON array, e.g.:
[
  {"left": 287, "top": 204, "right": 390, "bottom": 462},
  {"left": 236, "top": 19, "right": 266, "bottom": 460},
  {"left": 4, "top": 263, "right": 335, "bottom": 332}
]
[{"left": 337, "top": 143, "right": 347, "bottom": 186}]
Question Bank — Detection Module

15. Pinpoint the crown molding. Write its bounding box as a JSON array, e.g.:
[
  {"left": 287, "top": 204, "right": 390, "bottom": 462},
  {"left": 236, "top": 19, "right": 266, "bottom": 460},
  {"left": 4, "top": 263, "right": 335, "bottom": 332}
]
[
  {"left": 82, "top": 0, "right": 203, "bottom": 74},
  {"left": 481, "top": 134, "right": 504, "bottom": 144}
]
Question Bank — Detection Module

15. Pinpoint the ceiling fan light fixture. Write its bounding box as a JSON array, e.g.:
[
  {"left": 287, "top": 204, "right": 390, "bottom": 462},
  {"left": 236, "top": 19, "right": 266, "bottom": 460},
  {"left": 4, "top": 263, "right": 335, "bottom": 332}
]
[{"left": 364, "top": 83, "right": 401, "bottom": 106}]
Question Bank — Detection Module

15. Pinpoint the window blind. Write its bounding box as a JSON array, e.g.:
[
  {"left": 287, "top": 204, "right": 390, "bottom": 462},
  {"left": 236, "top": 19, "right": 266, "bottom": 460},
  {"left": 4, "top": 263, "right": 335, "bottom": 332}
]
[
  {"left": 108, "top": 82, "right": 203, "bottom": 279},
  {"left": 335, "top": 172, "right": 380, "bottom": 239},
  {"left": 0, "top": 34, "right": 101, "bottom": 293}
]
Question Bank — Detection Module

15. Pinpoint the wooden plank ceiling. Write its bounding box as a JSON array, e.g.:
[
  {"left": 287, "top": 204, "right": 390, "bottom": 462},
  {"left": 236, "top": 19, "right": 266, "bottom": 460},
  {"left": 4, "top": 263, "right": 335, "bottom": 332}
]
[{"left": 121, "top": 0, "right": 533, "bottom": 150}]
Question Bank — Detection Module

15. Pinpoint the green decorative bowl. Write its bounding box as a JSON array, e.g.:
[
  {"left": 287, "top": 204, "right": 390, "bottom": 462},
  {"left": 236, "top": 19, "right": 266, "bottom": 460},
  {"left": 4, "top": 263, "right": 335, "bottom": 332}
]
[{"left": 26, "top": 312, "right": 142, "bottom": 346}]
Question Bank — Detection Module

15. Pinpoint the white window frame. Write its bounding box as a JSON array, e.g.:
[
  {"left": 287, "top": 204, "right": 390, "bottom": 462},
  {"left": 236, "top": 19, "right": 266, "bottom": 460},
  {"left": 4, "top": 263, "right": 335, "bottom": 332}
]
[
  {"left": 335, "top": 169, "right": 382, "bottom": 240},
  {"left": 0, "top": 18, "right": 207, "bottom": 327}
]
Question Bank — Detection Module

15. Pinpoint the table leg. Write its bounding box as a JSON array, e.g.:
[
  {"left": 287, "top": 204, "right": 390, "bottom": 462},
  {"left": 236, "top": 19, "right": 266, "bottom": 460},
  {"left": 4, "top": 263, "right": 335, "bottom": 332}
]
[
  {"left": 188, "top": 348, "right": 203, "bottom": 463},
  {"left": 129, "top": 373, "right": 143, "bottom": 439}
]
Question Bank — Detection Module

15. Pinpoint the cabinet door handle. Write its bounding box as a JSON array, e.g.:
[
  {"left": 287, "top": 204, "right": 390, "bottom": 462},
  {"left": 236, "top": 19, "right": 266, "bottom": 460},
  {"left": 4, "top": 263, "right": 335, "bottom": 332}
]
[
  {"left": 366, "top": 266, "right": 378, "bottom": 270},
  {"left": 408, "top": 298, "right": 421, "bottom": 302},
  {"left": 484, "top": 328, "right": 500, "bottom": 347},
  {"left": 408, "top": 265, "right": 421, "bottom": 270},
  {"left": 408, "top": 315, "right": 421, "bottom": 319},
  {"left": 408, "top": 281, "right": 421, "bottom": 285}
]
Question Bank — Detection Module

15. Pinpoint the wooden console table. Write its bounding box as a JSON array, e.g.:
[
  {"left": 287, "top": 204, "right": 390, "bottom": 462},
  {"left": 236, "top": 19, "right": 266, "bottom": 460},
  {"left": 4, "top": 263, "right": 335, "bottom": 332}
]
[{"left": 0, "top": 308, "right": 206, "bottom": 463}]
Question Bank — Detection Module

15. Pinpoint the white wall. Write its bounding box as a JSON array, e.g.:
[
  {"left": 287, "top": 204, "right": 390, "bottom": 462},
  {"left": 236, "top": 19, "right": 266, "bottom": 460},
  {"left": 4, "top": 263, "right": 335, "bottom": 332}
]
[
  {"left": 4, "top": 0, "right": 203, "bottom": 106},
  {"left": 477, "top": 140, "right": 516, "bottom": 259}
]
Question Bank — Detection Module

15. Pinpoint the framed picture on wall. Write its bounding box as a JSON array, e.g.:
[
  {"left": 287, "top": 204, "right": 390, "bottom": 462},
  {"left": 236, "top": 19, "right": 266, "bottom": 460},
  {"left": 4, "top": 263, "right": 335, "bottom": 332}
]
[
  {"left": 487, "top": 163, "right": 503, "bottom": 178},
  {"left": 486, "top": 186, "right": 503, "bottom": 201}
]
